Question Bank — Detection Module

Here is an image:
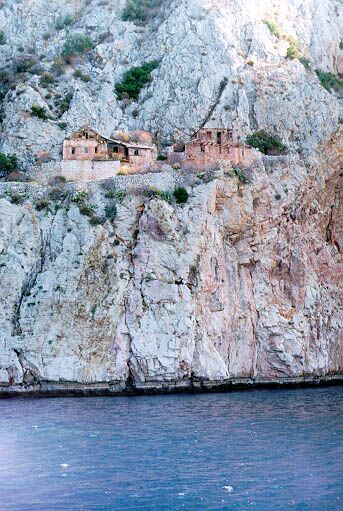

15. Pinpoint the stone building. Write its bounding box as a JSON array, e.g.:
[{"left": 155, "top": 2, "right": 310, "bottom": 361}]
[
  {"left": 184, "top": 128, "right": 253, "bottom": 166},
  {"left": 63, "top": 127, "right": 157, "bottom": 168}
]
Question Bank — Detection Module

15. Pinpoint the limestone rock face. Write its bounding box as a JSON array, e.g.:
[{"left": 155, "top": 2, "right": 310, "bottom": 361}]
[
  {"left": 0, "top": 130, "right": 341, "bottom": 390},
  {"left": 0, "top": 0, "right": 342, "bottom": 391},
  {"left": 0, "top": 0, "right": 342, "bottom": 163}
]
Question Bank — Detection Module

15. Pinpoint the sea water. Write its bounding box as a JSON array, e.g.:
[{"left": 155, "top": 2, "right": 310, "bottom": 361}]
[{"left": 0, "top": 387, "right": 342, "bottom": 510}]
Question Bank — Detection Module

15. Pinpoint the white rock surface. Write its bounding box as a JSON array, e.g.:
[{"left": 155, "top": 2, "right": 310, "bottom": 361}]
[
  {"left": 0, "top": 0, "right": 342, "bottom": 391},
  {"left": 0, "top": 129, "right": 341, "bottom": 389},
  {"left": 0, "top": 0, "right": 342, "bottom": 163}
]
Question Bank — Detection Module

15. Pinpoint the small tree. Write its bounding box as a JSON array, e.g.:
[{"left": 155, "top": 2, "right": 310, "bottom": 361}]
[
  {"left": 245, "top": 130, "right": 286, "bottom": 154},
  {"left": 115, "top": 61, "right": 159, "bottom": 100},
  {"left": 0, "top": 31, "right": 5, "bottom": 45},
  {"left": 61, "top": 33, "right": 94, "bottom": 61},
  {"left": 0, "top": 153, "right": 19, "bottom": 176}
]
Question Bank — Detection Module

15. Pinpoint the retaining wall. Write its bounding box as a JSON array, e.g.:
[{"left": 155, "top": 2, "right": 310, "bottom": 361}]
[
  {"left": 61, "top": 160, "right": 121, "bottom": 181},
  {"left": 0, "top": 169, "right": 201, "bottom": 203}
]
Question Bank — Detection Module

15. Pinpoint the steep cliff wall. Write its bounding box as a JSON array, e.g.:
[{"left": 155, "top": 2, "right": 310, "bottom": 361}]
[
  {"left": 0, "top": 130, "right": 341, "bottom": 394},
  {"left": 0, "top": 0, "right": 342, "bottom": 394}
]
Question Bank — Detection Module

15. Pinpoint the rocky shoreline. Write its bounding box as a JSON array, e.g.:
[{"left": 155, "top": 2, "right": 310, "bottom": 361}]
[{"left": 1, "top": 374, "right": 342, "bottom": 398}]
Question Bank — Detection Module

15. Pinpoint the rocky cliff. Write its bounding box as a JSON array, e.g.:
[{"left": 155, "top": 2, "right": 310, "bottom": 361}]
[
  {"left": 0, "top": 0, "right": 342, "bottom": 394},
  {"left": 0, "top": 0, "right": 342, "bottom": 162},
  {"left": 0, "top": 133, "right": 342, "bottom": 394}
]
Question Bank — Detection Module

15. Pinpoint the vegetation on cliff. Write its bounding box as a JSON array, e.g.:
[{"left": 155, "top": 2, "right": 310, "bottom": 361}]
[
  {"left": 121, "top": 0, "right": 163, "bottom": 23},
  {"left": 245, "top": 130, "right": 287, "bottom": 155},
  {"left": 115, "top": 61, "right": 160, "bottom": 100},
  {"left": 0, "top": 153, "right": 19, "bottom": 176}
]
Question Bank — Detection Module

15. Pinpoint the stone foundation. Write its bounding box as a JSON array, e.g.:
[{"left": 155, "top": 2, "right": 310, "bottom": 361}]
[{"left": 61, "top": 160, "right": 121, "bottom": 181}]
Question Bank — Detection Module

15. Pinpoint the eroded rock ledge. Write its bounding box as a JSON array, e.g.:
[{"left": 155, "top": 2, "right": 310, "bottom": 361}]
[{"left": 1, "top": 375, "right": 342, "bottom": 398}]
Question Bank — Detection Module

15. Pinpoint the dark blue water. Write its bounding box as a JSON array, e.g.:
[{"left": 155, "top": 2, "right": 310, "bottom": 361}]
[{"left": 0, "top": 387, "right": 342, "bottom": 511}]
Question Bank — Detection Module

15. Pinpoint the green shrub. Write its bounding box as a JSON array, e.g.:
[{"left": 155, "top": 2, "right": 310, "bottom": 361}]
[
  {"left": 105, "top": 203, "right": 117, "bottom": 220},
  {"left": 55, "top": 14, "right": 74, "bottom": 30},
  {"left": 54, "top": 92, "right": 73, "bottom": 114},
  {"left": 31, "top": 104, "right": 49, "bottom": 120},
  {"left": 157, "top": 154, "right": 167, "bottom": 161},
  {"left": 115, "top": 60, "right": 159, "bottom": 100},
  {"left": 173, "top": 187, "right": 189, "bottom": 203},
  {"left": 34, "top": 198, "right": 49, "bottom": 211},
  {"left": 315, "top": 69, "right": 343, "bottom": 92},
  {"left": 0, "top": 31, "right": 5, "bottom": 45},
  {"left": 16, "top": 56, "right": 36, "bottom": 73},
  {"left": 299, "top": 56, "right": 310, "bottom": 70},
  {"left": 58, "top": 122, "right": 67, "bottom": 130},
  {"left": 122, "top": 0, "right": 163, "bottom": 23},
  {"left": 245, "top": 130, "right": 286, "bottom": 154},
  {"left": 39, "top": 72, "right": 55, "bottom": 87},
  {"left": 0, "top": 70, "right": 9, "bottom": 84},
  {"left": 339, "top": 38, "right": 343, "bottom": 51},
  {"left": 143, "top": 188, "right": 172, "bottom": 203},
  {"left": 286, "top": 37, "right": 301, "bottom": 59},
  {"left": 61, "top": 33, "right": 94, "bottom": 60},
  {"left": 72, "top": 189, "right": 88, "bottom": 204},
  {"left": 263, "top": 19, "right": 280, "bottom": 38},
  {"left": 73, "top": 69, "right": 91, "bottom": 82},
  {"left": 79, "top": 204, "right": 96, "bottom": 217},
  {"left": 0, "top": 153, "right": 19, "bottom": 176}
]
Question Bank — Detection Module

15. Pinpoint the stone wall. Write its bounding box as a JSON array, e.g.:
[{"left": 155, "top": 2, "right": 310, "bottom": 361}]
[
  {"left": 88, "top": 168, "right": 193, "bottom": 194},
  {"left": 61, "top": 160, "right": 121, "bottom": 181},
  {"left": 29, "top": 162, "right": 62, "bottom": 184},
  {"left": 0, "top": 168, "right": 198, "bottom": 201}
]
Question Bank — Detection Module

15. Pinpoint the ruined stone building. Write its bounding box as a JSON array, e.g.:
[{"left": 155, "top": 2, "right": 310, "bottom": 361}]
[
  {"left": 63, "top": 127, "right": 157, "bottom": 168},
  {"left": 184, "top": 128, "right": 253, "bottom": 166}
]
